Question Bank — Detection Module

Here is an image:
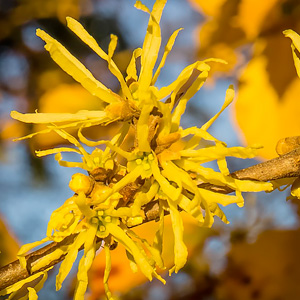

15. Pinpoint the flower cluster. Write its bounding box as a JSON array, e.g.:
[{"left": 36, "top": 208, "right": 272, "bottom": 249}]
[{"left": 4, "top": 1, "right": 277, "bottom": 299}]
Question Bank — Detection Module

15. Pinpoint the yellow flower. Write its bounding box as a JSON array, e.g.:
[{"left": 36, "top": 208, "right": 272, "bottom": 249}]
[{"left": 10, "top": 1, "right": 275, "bottom": 300}]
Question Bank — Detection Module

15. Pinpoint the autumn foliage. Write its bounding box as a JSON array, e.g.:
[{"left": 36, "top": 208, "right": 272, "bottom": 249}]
[{"left": 189, "top": 0, "right": 300, "bottom": 159}]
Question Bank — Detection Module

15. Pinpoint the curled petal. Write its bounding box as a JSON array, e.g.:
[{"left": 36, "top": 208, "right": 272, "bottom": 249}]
[
  {"left": 11, "top": 110, "right": 107, "bottom": 124},
  {"left": 284, "top": 29, "right": 300, "bottom": 78},
  {"left": 152, "top": 28, "right": 183, "bottom": 85},
  {"left": 36, "top": 29, "right": 120, "bottom": 104}
]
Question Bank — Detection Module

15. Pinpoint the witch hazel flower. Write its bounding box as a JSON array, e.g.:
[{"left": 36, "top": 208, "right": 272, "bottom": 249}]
[{"left": 8, "top": 1, "right": 273, "bottom": 299}]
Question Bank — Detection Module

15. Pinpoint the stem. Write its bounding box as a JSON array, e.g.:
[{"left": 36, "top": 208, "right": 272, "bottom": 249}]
[{"left": 1, "top": 148, "right": 300, "bottom": 290}]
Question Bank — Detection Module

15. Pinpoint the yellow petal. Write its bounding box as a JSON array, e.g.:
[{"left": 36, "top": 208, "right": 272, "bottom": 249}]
[
  {"left": 161, "top": 160, "right": 202, "bottom": 213},
  {"left": 126, "top": 48, "right": 142, "bottom": 82},
  {"left": 66, "top": 17, "right": 107, "bottom": 59},
  {"left": 159, "top": 160, "right": 183, "bottom": 197},
  {"left": 126, "top": 249, "right": 139, "bottom": 273},
  {"left": 181, "top": 126, "right": 225, "bottom": 147},
  {"left": 17, "top": 237, "right": 50, "bottom": 269},
  {"left": 171, "top": 70, "right": 208, "bottom": 129},
  {"left": 53, "top": 128, "right": 94, "bottom": 168},
  {"left": 157, "top": 61, "right": 210, "bottom": 101},
  {"left": 103, "top": 244, "right": 114, "bottom": 299},
  {"left": 36, "top": 29, "right": 120, "bottom": 104},
  {"left": 167, "top": 199, "right": 188, "bottom": 275},
  {"left": 152, "top": 201, "right": 165, "bottom": 269},
  {"left": 27, "top": 287, "right": 38, "bottom": 300},
  {"left": 11, "top": 110, "right": 107, "bottom": 124},
  {"left": 56, "top": 231, "right": 87, "bottom": 290},
  {"left": 152, "top": 28, "right": 183, "bottom": 85},
  {"left": 137, "top": 1, "right": 166, "bottom": 93},
  {"left": 74, "top": 224, "right": 97, "bottom": 300},
  {"left": 66, "top": 17, "right": 132, "bottom": 101},
  {"left": 149, "top": 0, "right": 167, "bottom": 24},
  {"left": 198, "top": 188, "right": 242, "bottom": 207},
  {"left": 35, "top": 147, "right": 81, "bottom": 157},
  {"left": 126, "top": 227, "right": 164, "bottom": 269},
  {"left": 201, "top": 84, "right": 234, "bottom": 131},
  {"left": 291, "top": 178, "right": 300, "bottom": 198},
  {"left": 208, "top": 203, "right": 229, "bottom": 224},
  {"left": 283, "top": 29, "right": 300, "bottom": 78},
  {"left": 152, "top": 161, "right": 181, "bottom": 200},
  {"left": 177, "top": 159, "right": 273, "bottom": 192},
  {"left": 180, "top": 145, "right": 258, "bottom": 162},
  {"left": 112, "top": 165, "right": 144, "bottom": 195},
  {"left": 217, "top": 158, "right": 230, "bottom": 175},
  {"left": 134, "top": 1, "right": 151, "bottom": 14},
  {"left": 0, "top": 270, "right": 49, "bottom": 297},
  {"left": 31, "top": 248, "right": 68, "bottom": 273},
  {"left": 78, "top": 128, "right": 133, "bottom": 160},
  {"left": 136, "top": 103, "right": 153, "bottom": 152},
  {"left": 107, "top": 34, "right": 131, "bottom": 99},
  {"left": 55, "top": 152, "right": 89, "bottom": 170},
  {"left": 75, "top": 192, "right": 96, "bottom": 220},
  {"left": 105, "top": 221, "right": 165, "bottom": 283},
  {"left": 177, "top": 194, "right": 204, "bottom": 223}
]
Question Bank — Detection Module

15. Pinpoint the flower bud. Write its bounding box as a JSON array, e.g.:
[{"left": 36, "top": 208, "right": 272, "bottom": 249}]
[
  {"left": 69, "top": 173, "right": 94, "bottom": 195},
  {"left": 276, "top": 136, "right": 300, "bottom": 156}
]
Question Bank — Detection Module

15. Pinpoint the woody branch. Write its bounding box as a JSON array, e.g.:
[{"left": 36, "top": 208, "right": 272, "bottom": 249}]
[{"left": 0, "top": 147, "right": 299, "bottom": 291}]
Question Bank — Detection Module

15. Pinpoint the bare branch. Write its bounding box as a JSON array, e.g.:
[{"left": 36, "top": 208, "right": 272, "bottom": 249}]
[
  {"left": 200, "top": 147, "right": 300, "bottom": 194},
  {"left": 1, "top": 148, "right": 299, "bottom": 291},
  {"left": 232, "top": 147, "right": 300, "bottom": 181}
]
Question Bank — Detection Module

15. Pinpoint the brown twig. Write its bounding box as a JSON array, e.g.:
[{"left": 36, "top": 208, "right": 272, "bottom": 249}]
[
  {"left": 0, "top": 234, "right": 77, "bottom": 291},
  {"left": 1, "top": 148, "right": 300, "bottom": 291},
  {"left": 199, "top": 147, "right": 300, "bottom": 194}
]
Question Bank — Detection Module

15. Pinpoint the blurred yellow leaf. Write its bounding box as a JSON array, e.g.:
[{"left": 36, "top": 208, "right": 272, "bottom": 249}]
[
  {"left": 217, "top": 229, "right": 300, "bottom": 300},
  {"left": 190, "top": 0, "right": 246, "bottom": 77},
  {"left": 0, "top": 216, "right": 19, "bottom": 266},
  {"left": 189, "top": 0, "right": 300, "bottom": 158},
  {"left": 11, "top": 0, "right": 87, "bottom": 25},
  {"left": 236, "top": 0, "right": 280, "bottom": 39},
  {"left": 234, "top": 38, "right": 300, "bottom": 159},
  {"left": 32, "top": 83, "right": 106, "bottom": 148},
  {"left": 1, "top": 120, "right": 27, "bottom": 141},
  {"left": 234, "top": 56, "right": 280, "bottom": 159},
  {"left": 189, "top": 0, "right": 227, "bottom": 17}
]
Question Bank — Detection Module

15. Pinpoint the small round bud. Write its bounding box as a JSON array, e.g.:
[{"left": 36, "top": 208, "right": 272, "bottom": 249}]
[
  {"left": 69, "top": 173, "right": 94, "bottom": 195},
  {"left": 276, "top": 136, "right": 300, "bottom": 156}
]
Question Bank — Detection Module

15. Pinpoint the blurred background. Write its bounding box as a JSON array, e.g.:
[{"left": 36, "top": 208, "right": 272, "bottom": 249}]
[{"left": 1, "top": 0, "right": 300, "bottom": 299}]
